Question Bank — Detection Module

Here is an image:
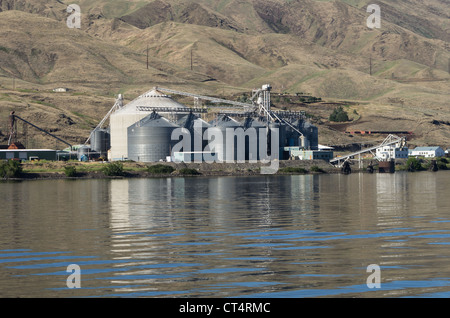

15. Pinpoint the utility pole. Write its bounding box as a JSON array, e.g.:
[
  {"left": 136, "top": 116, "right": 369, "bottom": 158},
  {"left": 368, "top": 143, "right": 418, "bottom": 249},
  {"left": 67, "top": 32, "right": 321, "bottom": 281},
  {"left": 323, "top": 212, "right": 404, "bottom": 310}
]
[
  {"left": 23, "top": 122, "right": 28, "bottom": 149},
  {"left": 146, "top": 44, "right": 149, "bottom": 70},
  {"left": 369, "top": 56, "right": 372, "bottom": 76},
  {"left": 190, "top": 48, "right": 193, "bottom": 71},
  {"left": 12, "top": 76, "right": 15, "bottom": 90}
]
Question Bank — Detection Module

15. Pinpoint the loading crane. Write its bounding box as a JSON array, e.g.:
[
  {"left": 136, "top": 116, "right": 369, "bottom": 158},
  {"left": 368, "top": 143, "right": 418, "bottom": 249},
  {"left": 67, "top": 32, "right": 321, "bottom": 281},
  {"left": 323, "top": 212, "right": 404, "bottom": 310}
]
[
  {"left": 329, "top": 134, "right": 407, "bottom": 168},
  {"left": 84, "top": 94, "right": 123, "bottom": 145},
  {"left": 8, "top": 111, "right": 73, "bottom": 150}
]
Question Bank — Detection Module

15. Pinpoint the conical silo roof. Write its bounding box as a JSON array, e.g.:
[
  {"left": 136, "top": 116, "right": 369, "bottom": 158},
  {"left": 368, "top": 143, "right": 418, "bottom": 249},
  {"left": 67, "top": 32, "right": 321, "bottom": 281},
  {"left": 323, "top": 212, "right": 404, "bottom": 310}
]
[
  {"left": 129, "top": 111, "right": 180, "bottom": 129},
  {"left": 110, "top": 87, "right": 187, "bottom": 160},
  {"left": 242, "top": 116, "right": 268, "bottom": 129},
  {"left": 115, "top": 88, "right": 188, "bottom": 115},
  {"left": 209, "top": 115, "right": 242, "bottom": 128},
  {"left": 177, "top": 112, "right": 210, "bottom": 130}
]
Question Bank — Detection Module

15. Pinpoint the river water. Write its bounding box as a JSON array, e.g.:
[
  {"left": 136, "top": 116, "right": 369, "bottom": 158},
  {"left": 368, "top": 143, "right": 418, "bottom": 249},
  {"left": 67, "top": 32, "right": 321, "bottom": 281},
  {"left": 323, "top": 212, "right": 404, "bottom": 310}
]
[{"left": 1, "top": 171, "right": 450, "bottom": 298}]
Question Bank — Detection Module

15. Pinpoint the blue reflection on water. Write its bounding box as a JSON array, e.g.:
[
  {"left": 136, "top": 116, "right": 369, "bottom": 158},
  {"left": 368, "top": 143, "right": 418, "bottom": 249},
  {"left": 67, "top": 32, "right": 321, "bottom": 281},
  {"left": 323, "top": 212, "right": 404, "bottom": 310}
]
[{"left": 241, "top": 279, "right": 450, "bottom": 298}]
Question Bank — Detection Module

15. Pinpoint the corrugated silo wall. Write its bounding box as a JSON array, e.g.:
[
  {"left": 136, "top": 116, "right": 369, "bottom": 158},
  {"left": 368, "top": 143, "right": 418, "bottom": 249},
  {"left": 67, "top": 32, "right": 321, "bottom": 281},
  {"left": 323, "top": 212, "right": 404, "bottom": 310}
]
[
  {"left": 127, "top": 121, "right": 180, "bottom": 163},
  {"left": 177, "top": 114, "right": 211, "bottom": 159},
  {"left": 91, "top": 129, "right": 110, "bottom": 155},
  {"left": 306, "top": 123, "right": 319, "bottom": 150},
  {"left": 207, "top": 116, "right": 242, "bottom": 162},
  {"left": 284, "top": 120, "right": 301, "bottom": 147},
  {"left": 269, "top": 122, "right": 286, "bottom": 160}
]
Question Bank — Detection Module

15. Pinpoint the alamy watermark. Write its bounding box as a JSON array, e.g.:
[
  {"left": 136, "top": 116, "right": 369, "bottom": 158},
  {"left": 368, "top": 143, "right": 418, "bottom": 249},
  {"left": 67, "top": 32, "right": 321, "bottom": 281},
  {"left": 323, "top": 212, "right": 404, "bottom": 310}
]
[
  {"left": 366, "top": 264, "right": 381, "bottom": 288},
  {"left": 66, "top": 264, "right": 81, "bottom": 289},
  {"left": 366, "top": 4, "right": 381, "bottom": 29},
  {"left": 170, "top": 123, "right": 280, "bottom": 174},
  {"left": 66, "top": 4, "right": 81, "bottom": 29}
]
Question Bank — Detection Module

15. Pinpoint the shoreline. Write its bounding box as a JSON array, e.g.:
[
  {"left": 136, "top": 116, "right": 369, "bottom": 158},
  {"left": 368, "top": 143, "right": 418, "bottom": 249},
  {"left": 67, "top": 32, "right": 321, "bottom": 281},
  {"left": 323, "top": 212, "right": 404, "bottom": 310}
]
[{"left": 2, "top": 158, "right": 448, "bottom": 181}]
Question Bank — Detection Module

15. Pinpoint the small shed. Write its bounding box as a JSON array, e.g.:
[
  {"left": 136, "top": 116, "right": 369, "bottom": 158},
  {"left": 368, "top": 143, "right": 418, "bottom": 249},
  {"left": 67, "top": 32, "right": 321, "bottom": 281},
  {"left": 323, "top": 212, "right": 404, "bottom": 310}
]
[{"left": 53, "top": 87, "right": 69, "bottom": 93}]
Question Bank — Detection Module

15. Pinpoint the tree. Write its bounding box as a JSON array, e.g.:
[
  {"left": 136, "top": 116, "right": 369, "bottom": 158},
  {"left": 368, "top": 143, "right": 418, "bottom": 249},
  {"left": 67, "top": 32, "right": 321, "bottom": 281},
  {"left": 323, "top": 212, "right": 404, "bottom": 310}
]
[
  {"left": 329, "top": 106, "right": 349, "bottom": 122},
  {"left": 406, "top": 157, "right": 423, "bottom": 172}
]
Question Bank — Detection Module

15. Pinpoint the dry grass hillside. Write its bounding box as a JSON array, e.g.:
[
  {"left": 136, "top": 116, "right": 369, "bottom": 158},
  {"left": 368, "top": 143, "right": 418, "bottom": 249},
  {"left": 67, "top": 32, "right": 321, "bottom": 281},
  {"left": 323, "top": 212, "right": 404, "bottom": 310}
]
[{"left": 0, "top": 0, "right": 448, "bottom": 150}]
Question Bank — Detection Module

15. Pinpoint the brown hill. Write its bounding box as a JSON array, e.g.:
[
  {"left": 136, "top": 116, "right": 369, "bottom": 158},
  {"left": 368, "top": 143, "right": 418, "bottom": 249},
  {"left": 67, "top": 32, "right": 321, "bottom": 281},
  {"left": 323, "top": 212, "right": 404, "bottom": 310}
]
[
  {"left": 119, "top": 0, "right": 243, "bottom": 32},
  {"left": 0, "top": 0, "right": 448, "bottom": 149}
]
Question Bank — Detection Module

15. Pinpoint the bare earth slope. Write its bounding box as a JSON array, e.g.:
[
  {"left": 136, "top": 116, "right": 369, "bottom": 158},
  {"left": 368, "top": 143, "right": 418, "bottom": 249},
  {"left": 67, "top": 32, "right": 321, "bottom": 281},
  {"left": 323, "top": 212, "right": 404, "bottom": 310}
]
[{"left": 0, "top": 0, "right": 448, "bottom": 149}]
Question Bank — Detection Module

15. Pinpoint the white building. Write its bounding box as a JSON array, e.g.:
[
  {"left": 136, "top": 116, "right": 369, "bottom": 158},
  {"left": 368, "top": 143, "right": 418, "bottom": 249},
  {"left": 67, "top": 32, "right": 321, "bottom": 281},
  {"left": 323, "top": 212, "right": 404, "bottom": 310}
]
[
  {"left": 109, "top": 88, "right": 189, "bottom": 161},
  {"left": 376, "top": 144, "right": 409, "bottom": 160},
  {"left": 409, "top": 146, "right": 445, "bottom": 158},
  {"left": 53, "top": 87, "right": 69, "bottom": 92}
]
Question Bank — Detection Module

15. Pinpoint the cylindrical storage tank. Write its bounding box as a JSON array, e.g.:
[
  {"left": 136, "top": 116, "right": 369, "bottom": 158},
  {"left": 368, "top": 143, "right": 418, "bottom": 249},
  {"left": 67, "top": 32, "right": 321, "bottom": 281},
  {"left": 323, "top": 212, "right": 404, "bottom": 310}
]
[
  {"left": 176, "top": 112, "right": 211, "bottom": 158},
  {"left": 242, "top": 116, "right": 267, "bottom": 161},
  {"left": 90, "top": 130, "right": 98, "bottom": 152},
  {"left": 298, "top": 120, "right": 318, "bottom": 150},
  {"left": 77, "top": 145, "right": 91, "bottom": 161},
  {"left": 91, "top": 129, "right": 110, "bottom": 154},
  {"left": 268, "top": 122, "right": 286, "bottom": 160},
  {"left": 110, "top": 88, "right": 189, "bottom": 161},
  {"left": 286, "top": 118, "right": 303, "bottom": 147},
  {"left": 300, "top": 135, "right": 310, "bottom": 149},
  {"left": 296, "top": 120, "right": 319, "bottom": 150},
  {"left": 127, "top": 112, "right": 180, "bottom": 162},
  {"left": 305, "top": 122, "right": 318, "bottom": 150},
  {"left": 208, "top": 115, "right": 243, "bottom": 162}
]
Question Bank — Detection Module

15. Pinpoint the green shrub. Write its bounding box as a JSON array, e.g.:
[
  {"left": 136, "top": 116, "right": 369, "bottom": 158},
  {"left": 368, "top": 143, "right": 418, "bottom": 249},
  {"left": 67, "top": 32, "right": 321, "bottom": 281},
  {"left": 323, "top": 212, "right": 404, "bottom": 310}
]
[
  {"left": 437, "top": 161, "right": 448, "bottom": 170},
  {"left": 279, "top": 167, "right": 307, "bottom": 174},
  {"left": 0, "top": 160, "right": 22, "bottom": 179},
  {"left": 147, "top": 164, "right": 175, "bottom": 174},
  {"left": 179, "top": 168, "right": 200, "bottom": 175},
  {"left": 64, "top": 166, "right": 77, "bottom": 177},
  {"left": 329, "top": 106, "right": 349, "bottom": 122},
  {"left": 406, "top": 157, "right": 423, "bottom": 172},
  {"left": 102, "top": 162, "right": 124, "bottom": 176},
  {"left": 310, "top": 166, "right": 325, "bottom": 173}
]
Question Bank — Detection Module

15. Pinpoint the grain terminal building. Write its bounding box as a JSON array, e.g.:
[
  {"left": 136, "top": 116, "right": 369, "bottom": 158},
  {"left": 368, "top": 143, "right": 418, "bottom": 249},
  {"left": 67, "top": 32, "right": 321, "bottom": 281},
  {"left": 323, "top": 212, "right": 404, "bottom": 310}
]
[
  {"left": 104, "top": 86, "right": 325, "bottom": 163},
  {"left": 109, "top": 89, "right": 190, "bottom": 161},
  {"left": 1, "top": 86, "right": 327, "bottom": 163}
]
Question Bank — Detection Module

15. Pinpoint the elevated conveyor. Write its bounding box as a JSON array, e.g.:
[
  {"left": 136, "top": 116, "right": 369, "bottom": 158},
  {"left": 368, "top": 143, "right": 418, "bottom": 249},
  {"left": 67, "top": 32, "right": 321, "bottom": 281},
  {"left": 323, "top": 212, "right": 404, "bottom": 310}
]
[{"left": 329, "top": 134, "right": 406, "bottom": 167}]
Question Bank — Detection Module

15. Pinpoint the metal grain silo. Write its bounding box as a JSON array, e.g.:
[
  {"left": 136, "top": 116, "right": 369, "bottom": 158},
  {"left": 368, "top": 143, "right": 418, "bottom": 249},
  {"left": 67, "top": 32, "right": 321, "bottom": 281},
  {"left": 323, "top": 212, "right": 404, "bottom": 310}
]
[
  {"left": 90, "top": 129, "right": 110, "bottom": 157},
  {"left": 208, "top": 115, "right": 243, "bottom": 162},
  {"left": 110, "top": 88, "right": 188, "bottom": 161},
  {"left": 287, "top": 118, "right": 318, "bottom": 150},
  {"left": 77, "top": 145, "right": 91, "bottom": 161},
  {"left": 242, "top": 116, "right": 267, "bottom": 161},
  {"left": 268, "top": 121, "right": 286, "bottom": 160},
  {"left": 127, "top": 112, "right": 180, "bottom": 162},
  {"left": 176, "top": 112, "right": 211, "bottom": 161},
  {"left": 284, "top": 118, "right": 302, "bottom": 147},
  {"left": 299, "top": 121, "right": 319, "bottom": 150}
]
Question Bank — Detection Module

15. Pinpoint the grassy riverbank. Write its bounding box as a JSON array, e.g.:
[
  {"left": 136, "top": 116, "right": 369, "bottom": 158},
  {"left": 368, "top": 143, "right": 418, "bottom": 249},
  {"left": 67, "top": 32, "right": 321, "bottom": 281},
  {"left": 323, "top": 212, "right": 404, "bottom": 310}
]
[
  {"left": 1, "top": 157, "right": 449, "bottom": 181},
  {"left": 4, "top": 159, "right": 337, "bottom": 180}
]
